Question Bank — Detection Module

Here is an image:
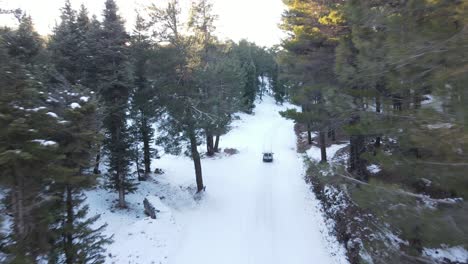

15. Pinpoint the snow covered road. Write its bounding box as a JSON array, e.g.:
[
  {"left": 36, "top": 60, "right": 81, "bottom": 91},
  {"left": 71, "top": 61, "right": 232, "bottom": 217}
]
[
  {"left": 87, "top": 96, "right": 348, "bottom": 264},
  {"left": 168, "top": 97, "right": 348, "bottom": 264}
]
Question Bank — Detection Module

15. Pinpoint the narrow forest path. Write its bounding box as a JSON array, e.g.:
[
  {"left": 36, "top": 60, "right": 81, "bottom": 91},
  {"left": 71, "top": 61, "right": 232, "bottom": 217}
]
[
  {"left": 87, "top": 96, "right": 348, "bottom": 264},
  {"left": 167, "top": 97, "right": 348, "bottom": 264}
]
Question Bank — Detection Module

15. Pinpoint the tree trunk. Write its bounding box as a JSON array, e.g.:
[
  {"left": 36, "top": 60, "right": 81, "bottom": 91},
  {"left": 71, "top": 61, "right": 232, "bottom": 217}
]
[
  {"left": 403, "top": 89, "right": 411, "bottom": 110},
  {"left": 189, "top": 128, "right": 204, "bottom": 193},
  {"left": 376, "top": 95, "right": 382, "bottom": 113},
  {"left": 328, "top": 128, "right": 336, "bottom": 141},
  {"left": 214, "top": 134, "right": 220, "bottom": 152},
  {"left": 375, "top": 95, "right": 382, "bottom": 150},
  {"left": 118, "top": 171, "right": 125, "bottom": 208},
  {"left": 141, "top": 116, "right": 151, "bottom": 177},
  {"left": 206, "top": 131, "right": 215, "bottom": 156},
  {"left": 319, "top": 131, "right": 327, "bottom": 163},
  {"left": 93, "top": 147, "right": 101, "bottom": 174},
  {"left": 393, "top": 95, "right": 402, "bottom": 111},
  {"left": 307, "top": 124, "right": 313, "bottom": 145},
  {"left": 135, "top": 146, "right": 143, "bottom": 181},
  {"left": 375, "top": 137, "right": 381, "bottom": 149},
  {"left": 12, "top": 171, "right": 26, "bottom": 241},
  {"left": 64, "top": 185, "right": 74, "bottom": 264},
  {"left": 413, "top": 91, "right": 422, "bottom": 109},
  {"left": 259, "top": 74, "right": 264, "bottom": 100},
  {"left": 348, "top": 115, "right": 367, "bottom": 181},
  {"left": 349, "top": 135, "right": 367, "bottom": 181},
  {"left": 116, "top": 126, "right": 126, "bottom": 208}
]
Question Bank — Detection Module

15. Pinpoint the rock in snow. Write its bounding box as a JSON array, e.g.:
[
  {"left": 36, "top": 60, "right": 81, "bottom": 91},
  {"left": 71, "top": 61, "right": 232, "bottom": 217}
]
[
  {"left": 143, "top": 195, "right": 169, "bottom": 219},
  {"left": 143, "top": 198, "right": 157, "bottom": 219}
]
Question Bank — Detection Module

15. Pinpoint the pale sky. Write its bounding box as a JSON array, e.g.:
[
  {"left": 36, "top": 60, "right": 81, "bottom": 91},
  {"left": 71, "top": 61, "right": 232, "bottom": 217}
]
[{"left": 0, "top": 0, "right": 286, "bottom": 47}]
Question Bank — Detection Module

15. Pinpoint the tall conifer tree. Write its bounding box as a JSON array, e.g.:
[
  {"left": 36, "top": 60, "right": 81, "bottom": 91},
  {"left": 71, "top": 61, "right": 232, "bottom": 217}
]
[{"left": 98, "top": 0, "right": 135, "bottom": 207}]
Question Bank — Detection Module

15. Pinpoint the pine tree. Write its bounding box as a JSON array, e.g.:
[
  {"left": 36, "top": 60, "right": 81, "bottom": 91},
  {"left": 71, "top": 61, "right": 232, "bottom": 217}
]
[
  {"left": 129, "top": 13, "right": 157, "bottom": 180},
  {"left": 46, "top": 3, "right": 112, "bottom": 262},
  {"left": 81, "top": 14, "right": 102, "bottom": 92},
  {"left": 188, "top": 0, "right": 219, "bottom": 157},
  {"left": 48, "top": 0, "right": 80, "bottom": 84},
  {"left": 280, "top": 0, "right": 348, "bottom": 163},
  {"left": 149, "top": 0, "right": 206, "bottom": 192},
  {"left": 271, "top": 58, "right": 285, "bottom": 104},
  {"left": 312, "top": 0, "right": 468, "bottom": 260},
  {"left": 194, "top": 42, "right": 246, "bottom": 155},
  {"left": 0, "top": 15, "right": 63, "bottom": 262},
  {"left": 46, "top": 90, "right": 111, "bottom": 264},
  {"left": 97, "top": 0, "right": 135, "bottom": 208},
  {"left": 233, "top": 40, "right": 258, "bottom": 113}
]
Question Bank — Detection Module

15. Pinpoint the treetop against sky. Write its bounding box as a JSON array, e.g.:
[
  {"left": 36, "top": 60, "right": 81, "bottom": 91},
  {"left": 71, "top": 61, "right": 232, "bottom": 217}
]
[{"left": 0, "top": 0, "right": 286, "bottom": 47}]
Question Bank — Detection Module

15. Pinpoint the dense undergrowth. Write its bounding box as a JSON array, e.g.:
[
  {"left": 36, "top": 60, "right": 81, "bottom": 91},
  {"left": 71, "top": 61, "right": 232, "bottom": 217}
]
[{"left": 296, "top": 124, "right": 468, "bottom": 264}]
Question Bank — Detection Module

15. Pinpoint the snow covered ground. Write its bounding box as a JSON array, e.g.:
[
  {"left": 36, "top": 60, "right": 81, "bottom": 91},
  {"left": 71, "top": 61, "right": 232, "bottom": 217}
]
[
  {"left": 86, "top": 96, "right": 348, "bottom": 264},
  {"left": 306, "top": 143, "right": 348, "bottom": 163},
  {"left": 423, "top": 246, "right": 468, "bottom": 263}
]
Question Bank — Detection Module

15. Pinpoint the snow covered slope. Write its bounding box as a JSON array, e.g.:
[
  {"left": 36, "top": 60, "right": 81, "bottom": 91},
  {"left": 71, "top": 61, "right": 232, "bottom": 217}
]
[{"left": 86, "top": 96, "right": 348, "bottom": 264}]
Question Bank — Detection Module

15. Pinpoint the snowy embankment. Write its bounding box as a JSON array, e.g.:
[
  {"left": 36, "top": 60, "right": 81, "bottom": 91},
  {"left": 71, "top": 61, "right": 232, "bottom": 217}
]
[
  {"left": 302, "top": 129, "right": 468, "bottom": 264},
  {"left": 86, "top": 96, "right": 348, "bottom": 264},
  {"left": 423, "top": 246, "right": 468, "bottom": 263},
  {"left": 306, "top": 143, "right": 348, "bottom": 163}
]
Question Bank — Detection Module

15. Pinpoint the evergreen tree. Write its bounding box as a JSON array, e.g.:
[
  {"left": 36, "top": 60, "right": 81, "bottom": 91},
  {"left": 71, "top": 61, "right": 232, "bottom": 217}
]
[
  {"left": 233, "top": 40, "right": 258, "bottom": 113},
  {"left": 129, "top": 13, "right": 158, "bottom": 180},
  {"left": 81, "top": 14, "right": 102, "bottom": 92},
  {"left": 48, "top": 0, "right": 80, "bottom": 84},
  {"left": 46, "top": 3, "right": 112, "bottom": 262},
  {"left": 270, "top": 56, "right": 285, "bottom": 104},
  {"left": 46, "top": 90, "right": 111, "bottom": 264},
  {"left": 97, "top": 0, "right": 135, "bottom": 208},
  {"left": 285, "top": 0, "right": 468, "bottom": 260},
  {"left": 280, "top": 0, "right": 348, "bottom": 163},
  {"left": 194, "top": 42, "right": 246, "bottom": 155},
  {"left": 149, "top": 0, "right": 206, "bottom": 192},
  {"left": 82, "top": 15, "right": 105, "bottom": 176},
  {"left": 188, "top": 0, "right": 219, "bottom": 157},
  {"left": 0, "top": 15, "right": 62, "bottom": 262}
]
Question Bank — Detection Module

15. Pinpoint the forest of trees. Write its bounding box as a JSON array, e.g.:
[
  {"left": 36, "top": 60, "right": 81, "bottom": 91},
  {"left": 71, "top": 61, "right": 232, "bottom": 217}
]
[
  {"left": 279, "top": 0, "right": 468, "bottom": 263},
  {"left": 0, "top": 0, "right": 280, "bottom": 262},
  {"left": 1, "top": 0, "right": 467, "bottom": 263}
]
